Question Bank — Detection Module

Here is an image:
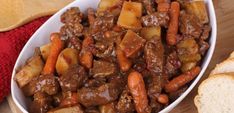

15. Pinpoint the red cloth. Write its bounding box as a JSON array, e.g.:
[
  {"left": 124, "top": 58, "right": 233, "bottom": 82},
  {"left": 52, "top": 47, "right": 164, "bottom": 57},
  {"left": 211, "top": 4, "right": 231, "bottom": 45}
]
[{"left": 0, "top": 16, "right": 50, "bottom": 102}]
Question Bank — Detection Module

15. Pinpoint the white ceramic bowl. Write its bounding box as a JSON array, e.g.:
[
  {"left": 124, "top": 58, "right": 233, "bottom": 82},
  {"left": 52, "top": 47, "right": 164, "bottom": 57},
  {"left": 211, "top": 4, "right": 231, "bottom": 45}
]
[{"left": 11, "top": 0, "right": 217, "bottom": 113}]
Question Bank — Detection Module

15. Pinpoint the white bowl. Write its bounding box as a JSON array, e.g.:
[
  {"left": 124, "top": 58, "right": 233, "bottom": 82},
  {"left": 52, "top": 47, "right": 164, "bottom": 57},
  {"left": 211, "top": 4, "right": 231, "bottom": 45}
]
[{"left": 11, "top": 0, "right": 217, "bottom": 113}]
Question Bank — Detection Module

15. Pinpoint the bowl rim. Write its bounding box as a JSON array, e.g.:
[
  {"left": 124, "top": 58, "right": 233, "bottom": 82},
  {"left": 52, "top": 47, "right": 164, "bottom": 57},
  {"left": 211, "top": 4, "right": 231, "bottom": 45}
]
[{"left": 11, "top": 0, "right": 217, "bottom": 113}]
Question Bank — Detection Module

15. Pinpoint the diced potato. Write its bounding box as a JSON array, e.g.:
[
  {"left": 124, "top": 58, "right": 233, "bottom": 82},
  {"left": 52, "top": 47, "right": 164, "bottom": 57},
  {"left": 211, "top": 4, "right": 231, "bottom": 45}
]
[
  {"left": 97, "top": 0, "right": 120, "bottom": 12},
  {"left": 177, "top": 38, "right": 201, "bottom": 63},
  {"left": 120, "top": 30, "right": 145, "bottom": 58},
  {"left": 117, "top": 1, "right": 142, "bottom": 29},
  {"left": 181, "top": 62, "right": 197, "bottom": 72},
  {"left": 40, "top": 43, "right": 51, "bottom": 61},
  {"left": 179, "top": 53, "right": 201, "bottom": 63},
  {"left": 15, "top": 55, "right": 44, "bottom": 88},
  {"left": 47, "top": 105, "right": 84, "bottom": 113},
  {"left": 140, "top": 26, "right": 161, "bottom": 41},
  {"left": 185, "top": 1, "right": 209, "bottom": 24},
  {"left": 56, "top": 48, "right": 78, "bottom": 75}
]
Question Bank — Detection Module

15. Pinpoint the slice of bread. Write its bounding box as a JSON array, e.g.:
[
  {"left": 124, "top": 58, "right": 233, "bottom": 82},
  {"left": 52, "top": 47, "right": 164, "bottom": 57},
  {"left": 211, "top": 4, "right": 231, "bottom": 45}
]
[
  {"left": 194, "top": 73, "right": 234, "bottom": 113},
  {"left": 210, "top": 51, "right": 234, "bottom": 76},
  {"left": 210, "top": 58, "right": 234, "bottom": 75},
  {"left": 229, "top": 51, "right": 234, "bottom": 59}
]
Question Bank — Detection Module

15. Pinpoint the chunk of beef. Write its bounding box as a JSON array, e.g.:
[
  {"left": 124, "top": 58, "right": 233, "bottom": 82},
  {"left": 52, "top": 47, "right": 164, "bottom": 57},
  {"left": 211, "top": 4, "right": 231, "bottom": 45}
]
[
  {"left": 52, "top": 93, "right": 63, "bottom": 107},
  {"left": 47, "top": 105, "right": 84, "bottom": 113},
  {"left": 200, "top": 25, "right": 211, "bottom": 40},
  {"left": 60, "top": 92, "right": 79, "bottom": 107},
  {"left": 116, "top": 89, "right": 135, "bottom": 113},
  {"left": 61, "top": 7, "right": 83, "bottom": 24},
  {"left": 179, "top": 11, "right": 202, "bottom": 38},
  {"left": 199, "top": 39, "right": 210, "bottom": 56},
  {"left": 26, "top": 74, "right": 59, "bottom": 96},
  {"left": 165, "top": 51, "right": 181, "bottom": 78},
  {"left": 59, "top": 64, "right": 88, "bottom": 92},
  {"left": 77, "top": 78, "right": 123, "bottom": 107},
  {"left": 84, "top": 78, "right": 106, "bottom": 88},
  {"left": 60, "top": 23, "right": 83, "bottom": 38},
  {"left": 133, "top": 58, "right": 147, "bottom": 73},
  {"left": 146, "top": 75, "right": 163, "bottom": 112},
  {"left": 29, "top": 92, "right": 53, "bottom": 113},
  {"left": 90, "top": 60, "right": 116, "bottom": 78},
  {"left": 67, "top": 37, "right": 82, "bottom": 51},
  {"left": 144, "top": 36, "right": 164, "bottom": 75},
  {"left": 141, "top": 12, "right": 169, "bottom": 27},
  {"left": 85, "top": 107, "right": 100, "bottom": 113},
  {"left": 93, "top": 30, "right": 122, "bottom": 58},
  {"left": 120, "top": 30, "right": 146, "bottom": 58},
  {"left": 87, "top": 8, "right": 96, "bottom": 25},
  {"left": 94, "top": 41, "right": 114, "bottom": 58},
  {"left": 147, "top": 75, "right": 162, "bottom": 100},
  {"left": 90, "top": 12, "right": 115, "bottom": 34}
]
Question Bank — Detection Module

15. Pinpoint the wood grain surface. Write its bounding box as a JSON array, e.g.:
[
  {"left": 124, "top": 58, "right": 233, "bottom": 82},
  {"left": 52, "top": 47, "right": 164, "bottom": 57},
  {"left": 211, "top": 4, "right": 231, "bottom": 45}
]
[{"left": 5, "top": 0, "right": 234, "bottom": 113}]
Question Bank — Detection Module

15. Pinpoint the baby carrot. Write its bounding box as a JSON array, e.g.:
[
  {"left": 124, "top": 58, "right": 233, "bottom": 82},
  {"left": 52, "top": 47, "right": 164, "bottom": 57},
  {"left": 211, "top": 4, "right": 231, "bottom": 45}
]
[
  {"left": 128, "top": 71, "right": 150, "bottom": 113},
  {"left": 166, "top": 1, "right": 180, "bottom": 46},
  {"left": 43, "top": 33, "right": 63, "bottom": 75}
]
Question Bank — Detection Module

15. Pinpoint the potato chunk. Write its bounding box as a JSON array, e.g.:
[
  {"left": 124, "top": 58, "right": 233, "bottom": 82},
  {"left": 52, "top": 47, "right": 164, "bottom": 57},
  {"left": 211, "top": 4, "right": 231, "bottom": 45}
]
[
  {"left": 185, "top": 1, "right": 209, "bottom": 24},
  {"left": 15, "top": 54, "right": 44, "bottom": 88},
  {"left": 140, "top": 26, "right": 161, "bottom": 41},
  {"left": 117, "top": 1, "right": 142, "bottom": 29},
  {"left": 120, "top": 30, "right": 146, "bottom": 58},
  {"left": 40, "top": 43, "right": 51, "bottom": 61},
  {"left": 56, "top": 48, "right": 78, "bottom": 75},
  {"left": 97, "top": 0, "right": 121, "bottom": 12}
]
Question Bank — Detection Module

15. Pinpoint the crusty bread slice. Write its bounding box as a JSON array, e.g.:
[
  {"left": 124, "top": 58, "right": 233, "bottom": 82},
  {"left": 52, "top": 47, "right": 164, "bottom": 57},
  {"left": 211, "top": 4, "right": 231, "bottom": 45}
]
[
  {"left": 210, "top": 58, "right": 234, "bottom": 75},
  {"left": 194, "top": 73, "right": 234, "bottom": 113},
  {"left": 228, "top": 51, "right": 234, "bottom": 59}
]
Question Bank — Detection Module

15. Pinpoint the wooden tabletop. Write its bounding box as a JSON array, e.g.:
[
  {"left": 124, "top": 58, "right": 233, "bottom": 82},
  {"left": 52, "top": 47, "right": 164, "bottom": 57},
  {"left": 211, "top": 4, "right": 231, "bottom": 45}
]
[{"left": 1, "top": 0, "right": 234, "bottom": 113}]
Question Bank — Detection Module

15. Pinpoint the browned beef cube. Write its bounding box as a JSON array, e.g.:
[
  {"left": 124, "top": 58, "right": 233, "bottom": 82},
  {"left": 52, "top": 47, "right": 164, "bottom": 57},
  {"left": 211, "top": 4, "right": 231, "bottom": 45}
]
[
  {"left": 90, "top": 60, "right": 116, "bottom": 78},
  {"left": 144, "top": 36, "right": 164, "bottom": 75},
  {"left": 141, "top": 12, "right": 169, "bottom": 28},
  {"left": 179, "top": 11, "right": 202, "bottom": 38},
  {"left": 59, "top": 64, "right": 88, "bottom": 92},
  {"left": 26, "top": 74, "right": 60, "bottom": 96},
  {"left": 29, "top": 92, "right": 53, "bottom": 113}
]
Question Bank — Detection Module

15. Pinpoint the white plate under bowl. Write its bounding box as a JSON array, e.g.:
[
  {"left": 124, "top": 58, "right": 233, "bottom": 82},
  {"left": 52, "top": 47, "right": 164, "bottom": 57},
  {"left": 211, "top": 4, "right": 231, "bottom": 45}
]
[{"left": 11, "top": 0, "right": 217, "bottom": 113}]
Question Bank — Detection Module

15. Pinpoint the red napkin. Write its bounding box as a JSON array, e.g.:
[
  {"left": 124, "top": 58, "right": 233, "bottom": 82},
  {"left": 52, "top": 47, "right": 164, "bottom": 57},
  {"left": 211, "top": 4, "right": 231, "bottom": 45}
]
[{"left": 0, "top": 16, "right": 50, "bottom": 102}]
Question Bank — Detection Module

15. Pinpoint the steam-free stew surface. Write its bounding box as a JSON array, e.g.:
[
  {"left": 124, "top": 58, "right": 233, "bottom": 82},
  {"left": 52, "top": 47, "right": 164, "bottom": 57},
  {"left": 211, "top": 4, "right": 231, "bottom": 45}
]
[{"left": 14, "top": 0, "right": 210, "bottom": 113}]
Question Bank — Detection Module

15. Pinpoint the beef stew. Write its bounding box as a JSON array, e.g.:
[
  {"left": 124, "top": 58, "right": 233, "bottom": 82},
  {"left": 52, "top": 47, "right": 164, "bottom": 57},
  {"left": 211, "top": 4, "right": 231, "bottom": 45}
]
[{"left": 15, "top": 0, "right": 211, "bottom": 113}]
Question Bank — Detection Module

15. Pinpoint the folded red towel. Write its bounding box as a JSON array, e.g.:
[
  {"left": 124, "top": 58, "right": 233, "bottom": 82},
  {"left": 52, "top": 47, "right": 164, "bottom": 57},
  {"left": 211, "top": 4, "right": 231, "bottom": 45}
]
[{"left": 0, "top": 16, "right": 50, "bottom": 102}]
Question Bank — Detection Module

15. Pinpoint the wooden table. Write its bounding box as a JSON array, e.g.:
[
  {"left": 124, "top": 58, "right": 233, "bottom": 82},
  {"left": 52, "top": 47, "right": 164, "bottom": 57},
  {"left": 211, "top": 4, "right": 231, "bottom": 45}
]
[{"left": 1, "top": 0, "right": 234, "bottom": 113}]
